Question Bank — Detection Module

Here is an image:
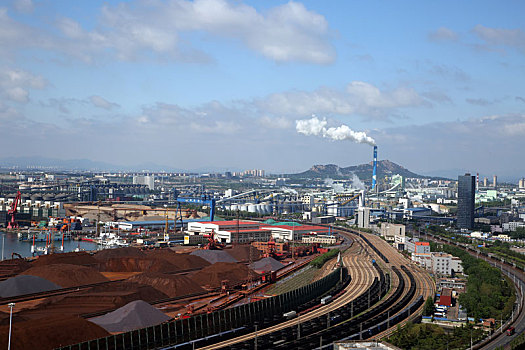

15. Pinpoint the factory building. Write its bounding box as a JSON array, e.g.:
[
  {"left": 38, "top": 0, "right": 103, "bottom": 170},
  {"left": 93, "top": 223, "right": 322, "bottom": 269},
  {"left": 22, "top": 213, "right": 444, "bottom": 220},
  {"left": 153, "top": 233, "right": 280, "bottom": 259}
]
[
  {"left": 215, "top": 228, "right": 272, "bottom": 244},
  {"left": 260, "top": 224, "right": 329, "bottom": 241},
  {"left": 187, "top": 220, "right": 260, "bottom": 234},
  {"left": 357, "top": 207, "right": 371, "bottom": 228},
  {"left": 302, "top": 234, "right": 337, "bottom": 245},
  {"left": 133, "top": 175, "right": 155, "bottom": 190},
  {"left": 380, "top": 223, "right": 405, "bottom": 242},
  {"left": 185, "top": 220, "right": 329, "bottom": 244}
]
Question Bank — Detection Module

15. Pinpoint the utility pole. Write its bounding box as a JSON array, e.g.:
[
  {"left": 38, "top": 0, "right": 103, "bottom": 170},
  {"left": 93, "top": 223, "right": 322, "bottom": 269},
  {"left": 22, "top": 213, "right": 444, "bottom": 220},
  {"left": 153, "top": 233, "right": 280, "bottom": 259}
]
[
  {"left": 96, "top": 201, "right": 101, "bottom": 237},
  {"left": 254, "top": 324, "right": 258, "bottom": 350},
  {"left": 164, "top": 205, "right": 169, "bottom": 241},
  {"left": 8, "top": 302, "right": 15, "bottom": 350}
]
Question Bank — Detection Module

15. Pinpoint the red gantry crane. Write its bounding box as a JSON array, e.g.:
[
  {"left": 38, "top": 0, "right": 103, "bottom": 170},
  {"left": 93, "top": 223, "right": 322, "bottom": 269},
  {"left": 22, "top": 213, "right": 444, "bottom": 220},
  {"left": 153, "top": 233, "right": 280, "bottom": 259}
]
[{"left": 7, "top": 191, "right": 22, "bottom": 229}]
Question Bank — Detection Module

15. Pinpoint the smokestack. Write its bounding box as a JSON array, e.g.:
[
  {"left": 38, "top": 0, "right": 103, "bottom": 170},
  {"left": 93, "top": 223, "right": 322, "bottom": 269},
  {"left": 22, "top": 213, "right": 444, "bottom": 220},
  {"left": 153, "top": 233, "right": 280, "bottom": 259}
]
[
  {"left": 476, "top": 173, "right": 479, "bottom": 192},
  {"left": 372, "top": 145, "right": 378, "bottom": 191}
]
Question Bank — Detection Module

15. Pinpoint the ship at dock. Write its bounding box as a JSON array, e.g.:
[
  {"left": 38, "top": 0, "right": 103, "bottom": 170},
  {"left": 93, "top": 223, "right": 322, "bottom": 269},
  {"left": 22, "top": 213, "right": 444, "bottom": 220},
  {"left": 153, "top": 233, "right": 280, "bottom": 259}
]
[{"left": 18, "top": 230, "right": 72, "bottom": 242}]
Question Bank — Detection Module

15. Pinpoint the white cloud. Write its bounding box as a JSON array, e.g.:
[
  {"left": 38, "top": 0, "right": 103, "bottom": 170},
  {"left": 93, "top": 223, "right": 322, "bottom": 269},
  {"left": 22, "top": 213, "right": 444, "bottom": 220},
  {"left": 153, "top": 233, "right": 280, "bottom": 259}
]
[
  {"left": 95, "top": 0, "right": 335, "bottom": 63},
  {"left": 0, "top": 102, "right": 22, "bottom": 120},
  {"left": 136, "top": 101, "right": 246, "bottom": 135},
  {"left": 6, "top": 87, "right": 28, "bottom": 102},
  {"left": 378, "top": 114, "right": 525, "bottom": 177},
  {"left": 428, "top": 27, "right": 458, "bottom": 42},
  {"left": 89, "top": 95, "right": 119, "bottom": 110},
  {"left": 190, "top": 120, "right": 241, "bottom": 134},
  {"left": 0, "top": 0, "right": 332, "bottom": 64},
  {"left": 0, "top": 68, "right": 47, "bottom": 103},
  {"left": 13, "top": 0, "right": 34, "bottom": 13},
  {"left": 256, "top": 81, "right": 426, "bottom": 118},
  {"left": 473, "top": 24, "right": 525, "bottom": 53},
  {"left": 258, "top": 116, "right": 292, "bottom": 129}
]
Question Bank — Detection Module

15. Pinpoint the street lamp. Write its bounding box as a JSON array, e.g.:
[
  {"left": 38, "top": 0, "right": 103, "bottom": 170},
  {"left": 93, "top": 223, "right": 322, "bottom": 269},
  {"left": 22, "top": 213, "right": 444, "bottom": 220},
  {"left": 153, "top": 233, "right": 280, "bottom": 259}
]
[{"left": 8, "top": 302, "right": 15, "bottom": 350}]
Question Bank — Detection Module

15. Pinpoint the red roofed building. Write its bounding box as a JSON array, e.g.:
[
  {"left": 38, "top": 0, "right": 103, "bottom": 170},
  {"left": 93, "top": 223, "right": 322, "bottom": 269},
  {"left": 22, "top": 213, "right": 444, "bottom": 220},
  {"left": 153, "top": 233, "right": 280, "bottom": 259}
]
[
  {"left": 187, "top": 220, "right": 260, "bottom": 234},
  {"left": 186, "top": 220, "right": 330, "bottom": 244},
  {"left": 438, "top": 288, "right": 453, "bottom": 307}
]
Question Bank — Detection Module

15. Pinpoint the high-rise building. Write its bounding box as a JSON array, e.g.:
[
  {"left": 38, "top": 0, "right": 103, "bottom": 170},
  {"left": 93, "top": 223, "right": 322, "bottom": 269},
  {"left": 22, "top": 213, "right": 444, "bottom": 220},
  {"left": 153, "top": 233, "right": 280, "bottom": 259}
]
[
  {"left": 457, "top": 173, "right": 475, "bottom": 229},
  {"left": 483, "top": 177, "right": 488, "bottom": 187},
  {"left": 493, "top": 175, "right": 497, "bottom": 188}
]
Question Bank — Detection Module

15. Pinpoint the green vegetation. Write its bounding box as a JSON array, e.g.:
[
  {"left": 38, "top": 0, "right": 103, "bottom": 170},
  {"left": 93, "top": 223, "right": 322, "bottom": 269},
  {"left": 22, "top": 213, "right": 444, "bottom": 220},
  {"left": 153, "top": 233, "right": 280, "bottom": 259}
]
[
  {"left": 509, "top": 227, "right": 525, "bottom": 240},
  {"left": 434, "top": 243, "right": 515, "bottom": 321},
  {"left": 481, "top": 199, "right": 511, "bottom": 207},
  {"left": 423, "top": 296, "right": 435, "bottom": 316},
  {"left": 388, "top": 323, "right": 484, "bottom": 350},
  {"left": 265, "top": 266, "right": 318, "bottom": 295},
  {"left": 480, "top": 241, "right": 525, "bottom": 270},
  {"left": 509, "top": 332, "right": 525, "bottom": 350},
  {"left": 310, "top": 248, "right": 340, "bottom": 268},
  {"left": 351, "top": 226, "right": 374, "bottom": 234}
]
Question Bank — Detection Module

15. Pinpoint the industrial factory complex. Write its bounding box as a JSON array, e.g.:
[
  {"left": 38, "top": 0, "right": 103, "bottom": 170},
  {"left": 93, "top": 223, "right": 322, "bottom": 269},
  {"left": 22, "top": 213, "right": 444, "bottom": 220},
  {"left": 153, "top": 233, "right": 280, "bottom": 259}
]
[{"left": 1, "top": 149, "right": 525, "bottom": 350}]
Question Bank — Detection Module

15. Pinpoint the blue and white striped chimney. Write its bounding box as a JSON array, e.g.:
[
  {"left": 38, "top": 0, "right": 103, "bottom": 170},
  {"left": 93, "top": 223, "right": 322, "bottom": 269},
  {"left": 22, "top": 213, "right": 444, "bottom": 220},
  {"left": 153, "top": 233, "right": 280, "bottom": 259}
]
[{"left": 371, "top": 145, "right": 377, "bottom": 190}]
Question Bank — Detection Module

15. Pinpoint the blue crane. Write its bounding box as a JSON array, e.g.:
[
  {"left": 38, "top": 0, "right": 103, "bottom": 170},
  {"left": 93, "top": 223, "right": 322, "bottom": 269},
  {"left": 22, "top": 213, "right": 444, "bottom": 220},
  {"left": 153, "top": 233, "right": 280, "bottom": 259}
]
[{"left": 176, "top": 195, "right": 216, "bottom": 221}]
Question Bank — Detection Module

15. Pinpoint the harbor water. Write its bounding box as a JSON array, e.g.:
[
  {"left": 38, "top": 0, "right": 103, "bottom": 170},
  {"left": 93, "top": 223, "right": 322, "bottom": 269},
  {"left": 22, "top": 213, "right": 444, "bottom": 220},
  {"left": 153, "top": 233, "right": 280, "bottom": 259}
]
[{"left": 0, "top": 231, "right": 98, "bottom": 259}]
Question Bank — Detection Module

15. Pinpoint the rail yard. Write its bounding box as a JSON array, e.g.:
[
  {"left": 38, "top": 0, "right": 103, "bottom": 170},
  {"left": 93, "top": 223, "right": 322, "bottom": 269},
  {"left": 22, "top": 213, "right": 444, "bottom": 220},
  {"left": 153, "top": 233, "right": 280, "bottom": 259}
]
[{"left": 0, "top": 223, "right": 437, "bottom": 350}]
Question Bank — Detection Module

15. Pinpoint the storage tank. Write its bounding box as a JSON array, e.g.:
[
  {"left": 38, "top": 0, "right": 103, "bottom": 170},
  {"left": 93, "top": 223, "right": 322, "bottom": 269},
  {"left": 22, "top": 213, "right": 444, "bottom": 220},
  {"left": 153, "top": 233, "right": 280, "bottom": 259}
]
[
  {"left": 240, "top": 204, "right": 248, "bottom": 212},
  {"left": 327, "top": 200, "right": 338, "bottom": 216},
  {"left": 247, "top": 204, "right": 257, "bottom": 213}
]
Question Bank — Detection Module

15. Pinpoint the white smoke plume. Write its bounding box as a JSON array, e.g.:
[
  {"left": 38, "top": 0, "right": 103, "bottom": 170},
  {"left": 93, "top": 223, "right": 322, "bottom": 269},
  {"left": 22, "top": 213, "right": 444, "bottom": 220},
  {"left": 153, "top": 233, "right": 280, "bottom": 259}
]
[
  {"left": 349, "top": 172, "right": 366, "bottom": 190},
  {"left": 296, "top": 116, "right": 376, "bottom": 146},
  {"left": 324, "top": 178, "right": 345, "bottom": 193}
]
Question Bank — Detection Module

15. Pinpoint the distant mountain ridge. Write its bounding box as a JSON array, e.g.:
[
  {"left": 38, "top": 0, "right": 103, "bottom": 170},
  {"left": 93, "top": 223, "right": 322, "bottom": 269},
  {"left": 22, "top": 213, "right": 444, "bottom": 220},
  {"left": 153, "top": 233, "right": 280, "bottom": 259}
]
[
  {"left": 0, "top": 156, "right": 243, "bottom": 173},
  {"left": 290, "top": 160, "right": 427, "bottom": 180},
  {"left": 0, "top": 156, "right": 184, "bottom": 172}
]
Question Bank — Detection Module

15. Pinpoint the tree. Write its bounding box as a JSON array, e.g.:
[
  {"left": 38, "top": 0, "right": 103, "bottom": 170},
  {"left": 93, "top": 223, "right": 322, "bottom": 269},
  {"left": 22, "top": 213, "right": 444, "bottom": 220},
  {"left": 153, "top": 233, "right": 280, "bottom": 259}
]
[{"left": 423, "top": 296, "right": 435, "bottom": 316}]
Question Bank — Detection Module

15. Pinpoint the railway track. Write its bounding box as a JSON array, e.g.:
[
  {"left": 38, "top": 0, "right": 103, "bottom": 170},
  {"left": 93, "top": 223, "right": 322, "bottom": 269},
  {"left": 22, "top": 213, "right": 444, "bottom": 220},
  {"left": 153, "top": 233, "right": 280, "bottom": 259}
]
[
  {"left": 193, "top": 245, "right": 379, "bottom": 350},
  {"left": 192, "top": 230, "right": 413, "bottom": 350},
  {"left": 53, "top": 227, "right": 433, "bottom": 350},
  {"left": 355, "top": 231, "right": 435, "bottom": 340}
]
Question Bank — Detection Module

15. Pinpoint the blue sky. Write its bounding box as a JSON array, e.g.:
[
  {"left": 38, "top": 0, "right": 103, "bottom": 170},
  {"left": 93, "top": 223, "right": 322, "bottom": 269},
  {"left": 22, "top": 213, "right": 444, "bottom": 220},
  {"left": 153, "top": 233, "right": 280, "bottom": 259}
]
[{"left": 1, "top": 0, "right": 524, "bottom": 179}]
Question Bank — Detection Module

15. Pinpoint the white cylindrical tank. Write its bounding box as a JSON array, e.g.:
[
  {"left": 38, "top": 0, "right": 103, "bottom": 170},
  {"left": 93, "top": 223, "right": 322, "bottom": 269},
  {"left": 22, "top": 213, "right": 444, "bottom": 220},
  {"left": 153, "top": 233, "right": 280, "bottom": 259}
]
[
  {"left": 327, "top": 200, "right": 337, "bottom": 216},
  {"left": 230, "top": 204, "right": 239, "bottom": 211},
  {"left": 247, "top": 204, "right": 257, "bottom": 213},
  {"left": 240, "top": 204, "right": 248, "bottom": 212}
]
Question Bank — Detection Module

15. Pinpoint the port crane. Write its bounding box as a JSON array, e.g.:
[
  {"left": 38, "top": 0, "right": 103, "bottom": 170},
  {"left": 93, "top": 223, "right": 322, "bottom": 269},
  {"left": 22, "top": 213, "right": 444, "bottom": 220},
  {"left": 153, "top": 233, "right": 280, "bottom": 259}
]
[
  {"left": 7, "top": 191, "right": 21, "bottom": 229},
  {"left": 176, "top": 195, "right": 216, "bottom": 221}
]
